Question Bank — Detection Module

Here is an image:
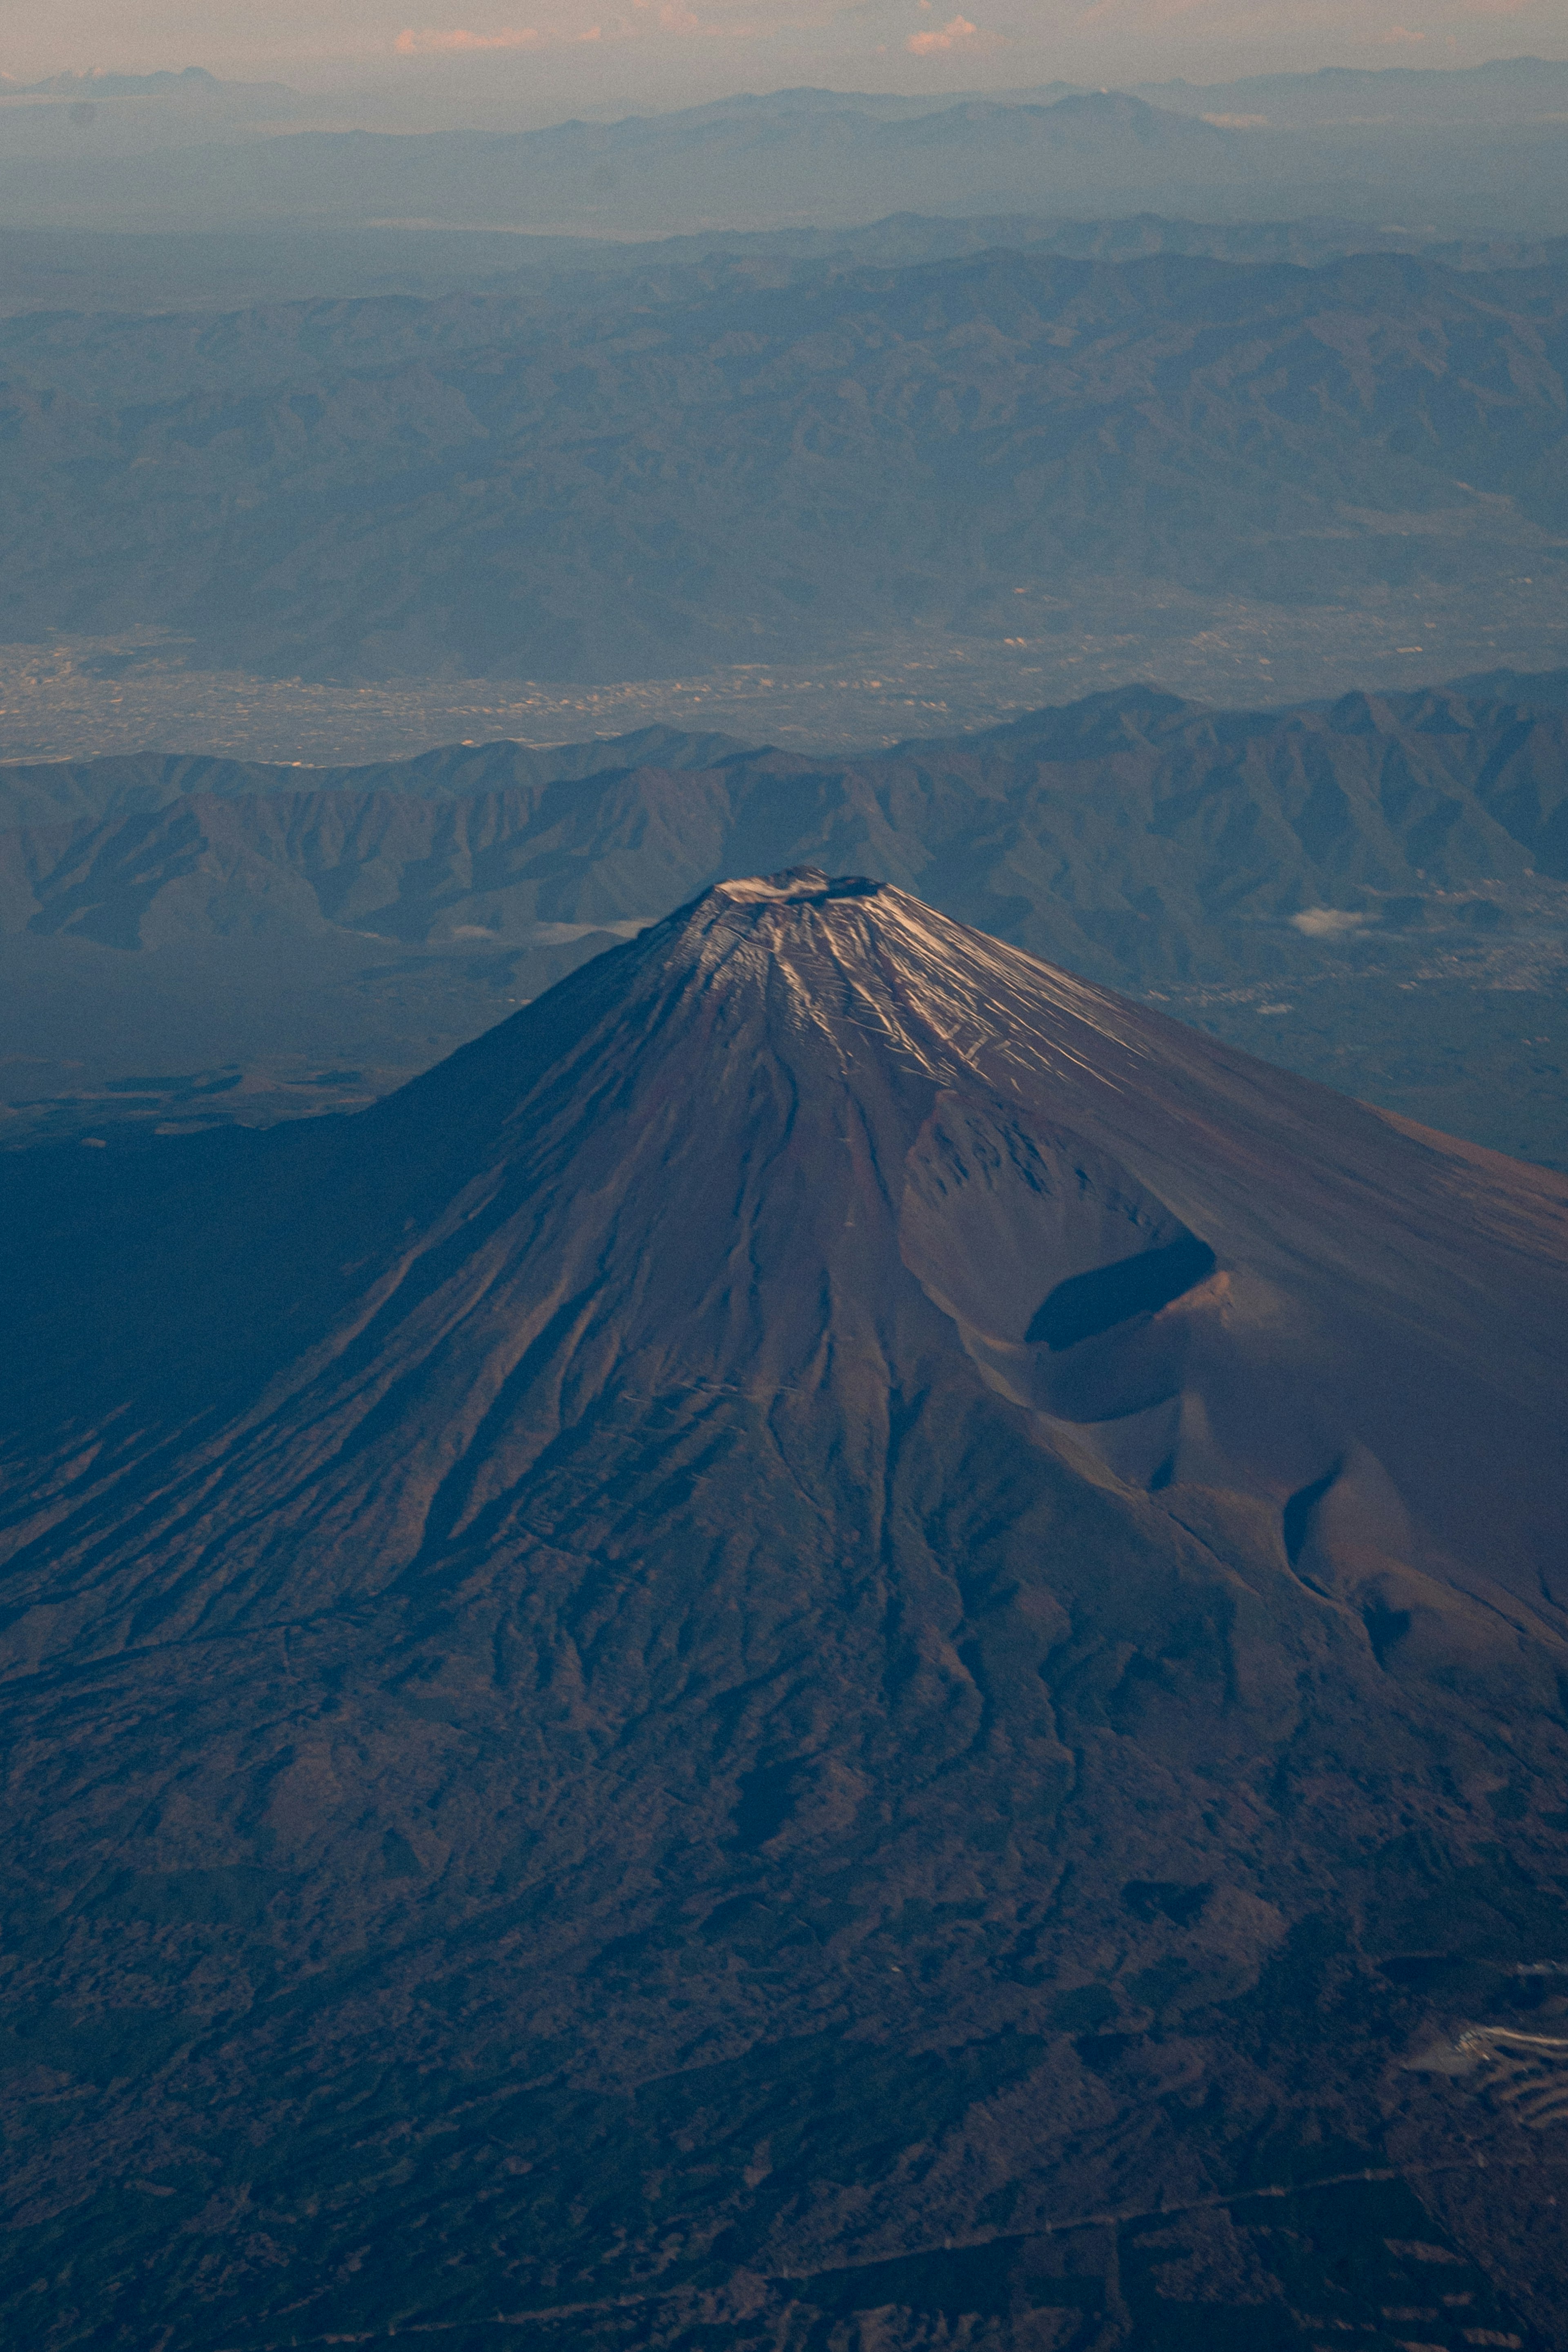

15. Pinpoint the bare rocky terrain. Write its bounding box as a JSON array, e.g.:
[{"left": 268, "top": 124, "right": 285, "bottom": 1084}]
[{"left": 1, "top": 873, "right": 1565, "bottom": 2346}]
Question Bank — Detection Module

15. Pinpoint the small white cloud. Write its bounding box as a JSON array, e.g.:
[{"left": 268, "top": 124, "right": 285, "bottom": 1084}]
[
  {"left": 1381, "top": 23, "right": 1426, "bottom": 41},
  {"left": 1290, "top": 907, "right": 1369, "bottom": 938}
]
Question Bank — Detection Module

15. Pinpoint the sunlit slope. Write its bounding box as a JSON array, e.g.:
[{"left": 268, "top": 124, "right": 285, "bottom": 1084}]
[{"left": 0, "top": 876, "right": 1564, "bottom": 2341}]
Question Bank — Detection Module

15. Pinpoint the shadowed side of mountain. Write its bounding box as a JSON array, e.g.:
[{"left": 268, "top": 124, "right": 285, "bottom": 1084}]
[
  {"left": 0, "top": 875, "right": 1565, "bottom": 2345},
  {"left": 3, "top": 873, "right": 1564, "bottom": 1630}
]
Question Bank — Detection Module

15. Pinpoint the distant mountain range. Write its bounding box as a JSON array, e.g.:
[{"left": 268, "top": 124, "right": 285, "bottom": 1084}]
[
  {"left": 3, "top": 209, "right": 1564, "bottom": 325},
  {"left": 4, "top": 67, "right": 229, "bottom": 98},
  {"left": 3, "top": 75, "right": 1568, "bottom": 235},
  {"left": 1129, "top": 53, "right": 1568, "bottom": 128},
  {"left": 0, "top": 63, "right": 304, "bottom": 144},
  {"left": 0, "top": 89, "right": 1253, "bottom": 233},
  {"left": 1, "top": 245, "right": 1564, "bottom": 684},
  {"left": 0, "top": 722, "right": 746, "bottom": 832},
  {"left": 9, "top": 55, "right": 1567, "bottom": 129},
  {"left": 2, "top": 680, "right": 1565, "bottom": 1165},
  {"left": 2, "top": 868, "right": 1564, "bottom": 2344},
  {"left": 4, "top": 685, "right": 1565, "bottom": 977}
]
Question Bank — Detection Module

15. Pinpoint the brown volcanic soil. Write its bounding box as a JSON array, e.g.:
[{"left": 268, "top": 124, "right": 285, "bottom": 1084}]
[{"left": 1, "top": 872, "right": 1566, "bottom": 2349}]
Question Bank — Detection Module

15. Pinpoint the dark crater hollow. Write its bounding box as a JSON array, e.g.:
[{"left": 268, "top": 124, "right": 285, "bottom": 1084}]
[
  {"left": 1377, "top": 1953, "right": 1479, "bottom": 1991},
  {"left": 1283, "top": 1458, "right": 1341, "bottom": 1567},
  {"left": 1123, "top": 1879, "right": 1213, "bottom": 1928},
  {"left": 1027, "top": 1232, "right": 1217, "bottom": 1353},
  {"left": 731, "top": 1760, "right": 800, "bottom": 1851},
  {"left": 762, "top": 869, "right": 884, "bottom": 906}
]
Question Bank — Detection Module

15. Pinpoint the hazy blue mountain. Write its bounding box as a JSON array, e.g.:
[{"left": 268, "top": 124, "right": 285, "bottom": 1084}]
[
  {"left": 1451, "top": 663, "right": 1568, "bottom": 707},
  {"left": 11, "top": 67, "right": 229, "bottom": 97},
  {"left": 0, "top": 724, "right": 750, "bottom": 831},
  {"left": 2, "top": 210, "right": 1564, "bottom": 323},
  {"left": 1133, "top": 54, "right": 1568, "bottom": 127},
  {"left": 5, "top": 683, "right": 1566, "bottom": 971},
  {"left": 0, "top": 89, "right": 1245, "bottom": 234},
  {"left": 2, "top": 81, "right": 1567, "bottom": 236},
  {"left": 0, "top": 66, "right": 305, "bottom": 157},
  {"left": 1, "top": 247, "right": 1564, "bottom": 683}
]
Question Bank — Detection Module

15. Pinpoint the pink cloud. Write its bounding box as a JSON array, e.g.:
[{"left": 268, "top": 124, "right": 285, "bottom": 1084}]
[
  {"left": 906, "top": 13, "right": 986, "bottom": 53},
  {"left": 1381, "top": 22, "right": 1426, "bottom": 39},
  {"left": 651, "top": 3, "right": 765, "bottom": 34},
  {"left": 395, "top": 22, "right": 602, "bottom": 51}
]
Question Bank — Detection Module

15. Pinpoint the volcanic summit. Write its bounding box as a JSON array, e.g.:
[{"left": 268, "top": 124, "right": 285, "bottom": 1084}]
[{"left": 2, "top": 872, "right": 1566, "bottom": 2347}]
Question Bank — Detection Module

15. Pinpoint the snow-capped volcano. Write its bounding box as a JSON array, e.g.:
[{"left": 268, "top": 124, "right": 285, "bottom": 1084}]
[{"left": 0, "top": 873, "right": 1564, "bottom": 2344}]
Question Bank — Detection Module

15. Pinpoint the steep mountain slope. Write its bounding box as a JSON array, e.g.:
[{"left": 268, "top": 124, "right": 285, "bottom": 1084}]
[
  {"left": 1, "top": 876, "right": 1565, "bottom": 2347},
  {"left": 2, "top": 248, "right": 1566, "bottom": 679},
  {"left": 4, "top": 682, "right": 1566, "bottom": 1163}
]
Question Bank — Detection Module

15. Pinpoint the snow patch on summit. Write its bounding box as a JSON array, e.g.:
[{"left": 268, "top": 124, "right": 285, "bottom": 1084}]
[{"left": 668, "top": 868, "right": 1152, "bottom": 1097}]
